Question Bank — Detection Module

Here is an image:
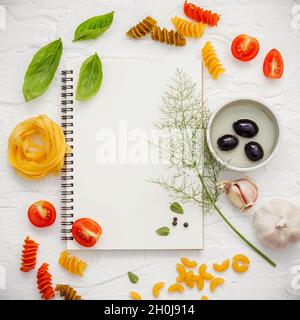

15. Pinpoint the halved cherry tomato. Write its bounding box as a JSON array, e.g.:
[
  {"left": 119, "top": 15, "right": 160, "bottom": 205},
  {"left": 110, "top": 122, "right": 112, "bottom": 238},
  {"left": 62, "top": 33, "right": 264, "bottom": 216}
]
[
  {"left": 263, "top": 49, "right": 284, "bottom": 79},
  {"left": 28, "top": 200, "right": 56, "bottom": 227},
  {"left": 231, "top": 34, "right": 259, "bottom": 61},
  {"left": 72, "top": 218, "right": 102, "bottom": 247}
]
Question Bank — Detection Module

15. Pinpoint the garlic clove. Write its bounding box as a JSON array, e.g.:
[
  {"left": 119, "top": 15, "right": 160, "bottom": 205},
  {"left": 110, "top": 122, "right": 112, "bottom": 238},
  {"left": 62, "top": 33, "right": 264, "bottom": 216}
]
[{"left": 219, "top": 176, "right": 258, "bottom": 212}]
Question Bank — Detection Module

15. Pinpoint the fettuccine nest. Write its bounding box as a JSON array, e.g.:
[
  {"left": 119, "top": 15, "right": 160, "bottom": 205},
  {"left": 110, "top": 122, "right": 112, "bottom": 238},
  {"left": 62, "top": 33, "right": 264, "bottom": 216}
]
[{"left": 8, "top": 114, "right": 71, "bottom": 179}]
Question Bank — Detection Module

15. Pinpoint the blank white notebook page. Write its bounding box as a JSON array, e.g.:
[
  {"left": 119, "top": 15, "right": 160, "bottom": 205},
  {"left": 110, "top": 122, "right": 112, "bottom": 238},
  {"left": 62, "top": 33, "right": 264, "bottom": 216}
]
[{"left": 66, "top": 58, "right": 203, "bottom": 250}]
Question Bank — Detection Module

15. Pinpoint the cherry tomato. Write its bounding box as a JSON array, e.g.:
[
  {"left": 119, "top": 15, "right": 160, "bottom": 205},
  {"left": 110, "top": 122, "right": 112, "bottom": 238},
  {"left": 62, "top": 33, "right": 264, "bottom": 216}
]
[
  {"left": 72, "top": 218, "right": 102, "bottom": 247},
  {"left": 28, "top": 200, "right": 56, "bottom": 227},
  {"left": 263, "top": 49, "right": 284, "bottom": 79},
  {"left": 231, "top": 34, "right": 259, "bottom": 61}
]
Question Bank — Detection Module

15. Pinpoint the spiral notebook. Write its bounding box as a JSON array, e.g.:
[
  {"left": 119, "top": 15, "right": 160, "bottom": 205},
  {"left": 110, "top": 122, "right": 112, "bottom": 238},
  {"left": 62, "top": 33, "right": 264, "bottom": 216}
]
[{"left": 60, "top": 59, "right": 204, "bottom": 250}]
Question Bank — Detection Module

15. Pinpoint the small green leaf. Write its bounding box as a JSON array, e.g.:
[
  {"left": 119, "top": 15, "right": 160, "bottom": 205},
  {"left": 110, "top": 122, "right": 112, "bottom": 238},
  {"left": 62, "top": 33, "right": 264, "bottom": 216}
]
[
  {"left": 156, "top": 226, "right": 170, "bottom": 236},
  {"left": 170, "top": 202, "right": 184, "bottom": 214},
  {"left": 128, "top": 272, "right": 139, "bottom": 284},
  {"left": 76, "top": 52, "right": 103, "bottom": 101},
  {"left": 23, "top": 38, "right": 63, "bottom": 102},
  {"left": 73, "top": 11, "right": 114, "bottom": 41}
]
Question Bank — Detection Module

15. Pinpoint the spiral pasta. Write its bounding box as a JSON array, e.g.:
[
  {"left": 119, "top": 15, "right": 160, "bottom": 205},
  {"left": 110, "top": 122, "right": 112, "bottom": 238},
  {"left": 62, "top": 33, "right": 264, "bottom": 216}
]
[
  {"left": 59, "top": 250, "right": 87, "bottom": 277},
  {"left": 183, "top": 1, "right": 220, "bottom": 27},
  {"left": 20, "top": 236, "right": 39, "bottom": 272},
  {"left": 151, "top": 26, "right": 186, "bottom": 46},
  {"left": 171, "top": 16, "right": 205, "bottom": 38},
  {"left": 37, "top": 263, "right": 55, "bottom": 300},
  {"left": 55, "top": 284, "right": 82, "bottom": 300},
  {"left": 202, "top": 41, "right": 225, "bottom": 80},
  {"left": 8, "top": 115, "right": 70, "bottom": 180},
  {"left": 126, "top": 16, "right": 157, "bottom": 39}
]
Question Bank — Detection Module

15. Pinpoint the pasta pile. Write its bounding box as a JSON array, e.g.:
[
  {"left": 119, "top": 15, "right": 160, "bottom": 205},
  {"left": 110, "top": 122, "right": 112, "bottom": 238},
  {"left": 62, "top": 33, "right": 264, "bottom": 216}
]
[
  {"left": 20, "top": 236, "right": 39, "bottom": 272},
  {"left": 37, "top": 263, "right": 55, "bottom": 300},
  {"left": 151, "top": 26, "right": 186, "bottom": 46},
  {"left": 183, "top": 0, "right": 220, "bottom": 27},
  {"left": 59, "top": 250, "right": 88, "bottom": 277},
  {"left": 202, "top": 41, "right": 225, "bottom": 80},
  {"left": 171, "top": 16, "right": 205, "bottom": 38},
  {"left": 129, "top": 254, "right": 249, "bottom": 300},
  {"left": 55, "top": 284, "right": 82, "bottom": 300},
  {"left": 126, "top": 16, "right": 157, "bottom": 39},
  {"left": 7, "top": 114, "right": 70, "bottom": 180}
]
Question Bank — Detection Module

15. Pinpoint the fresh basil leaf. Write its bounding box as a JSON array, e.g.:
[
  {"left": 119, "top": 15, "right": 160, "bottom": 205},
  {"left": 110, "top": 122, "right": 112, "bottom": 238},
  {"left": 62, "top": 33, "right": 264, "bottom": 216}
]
[
  {"left": 76, "top": 52, "right": 103, "bottom": 101},
  {"left": 73, "top": 11, "right": 114, "bottom": 41},
  {"left": 170, "top": 202, "right": 184, "bottom": 214},
  {"left": 128, "top": 272, "right": 139, "bottom": 284},
  {"left": 156, "top": 226, "right": 170, "bottom": 236},
  {"left": 23, "top": 38, "right": 63, "bottom": 102}
]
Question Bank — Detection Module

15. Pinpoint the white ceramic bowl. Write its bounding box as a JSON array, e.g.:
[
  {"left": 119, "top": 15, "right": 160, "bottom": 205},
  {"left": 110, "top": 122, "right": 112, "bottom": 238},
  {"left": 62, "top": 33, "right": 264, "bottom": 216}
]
[{"left": 206, "top": 99, "right": 281, "bottom": 171}]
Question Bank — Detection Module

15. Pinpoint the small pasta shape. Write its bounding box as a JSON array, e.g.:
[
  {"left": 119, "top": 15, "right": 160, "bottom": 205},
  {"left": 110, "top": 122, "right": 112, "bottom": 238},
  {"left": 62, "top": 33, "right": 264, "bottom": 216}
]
[
  {"left": 168, "top": 283, "right": 185, "bottom": 293},
  {"left": 198, "top": 263, "right": 214, "bottom": 280},
  {"left": 232, "top": 254, "right": 250, "bottom": 273},
  {"left": 152, "top": 282, "right": 165, "bottom": 298},
  {"left": 37, "top": 263, "right": 55, "bottom": 300},
  {"left": 59, "top": 250, "right": 87, "bottom": 277},
  {"left": 176, "top": 263, "right": 187, "bottom": 282},
  {"left": 185, "top": 271, "right": 195, "bottom": 288},
  {"left": 171, "top": 16, "right": 205, "bottom": 38},
  {"left": 202, "top": 41, "right": 225, "bottom": 80},
  {"left": 210, "top": 277, "right": 224, "bottom": 293},
  {"left": 55, "top": 284, "right": 82, "bottom": 300},
  {"left": 126, "top": 16, "right": 157, "bottom": 39},
  {"left": 20, "top": 236, "right": 39, "bottom": 272},
  {"left": 181, "top": 257, "right": 197, "bottom": 268},
  {"left": 183, "top": 1, "right": 220, "bottom": 27},
  {"left": 213, "top": 259, "right": 230, "bottom": 273},
  {"left": 201, "top": 295, "right": 209, "bottom": 300},
  {"left": 193, "top": 275, "right": 204, "bottom": 291},
  {"left": 151, "top": 26, "right": 186, "bottom": 46},
  {"left": 130, "top": 291, "right": 142, "bottom": 300}
]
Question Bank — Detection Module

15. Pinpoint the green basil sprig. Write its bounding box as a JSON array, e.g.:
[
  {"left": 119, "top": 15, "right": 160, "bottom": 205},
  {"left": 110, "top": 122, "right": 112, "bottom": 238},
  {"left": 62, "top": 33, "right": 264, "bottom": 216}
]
[
  {"left": 156, "top": 227, "right": 170, "bottom": 236},
  {"left": 73, "top": 11, "right": 114, "bottom": 41},
  {"left": 76, "top": 52, "right": 103, "bottom": 101},
  {"left": 23, "top": 38, "right": 63, "bottom": 102}
]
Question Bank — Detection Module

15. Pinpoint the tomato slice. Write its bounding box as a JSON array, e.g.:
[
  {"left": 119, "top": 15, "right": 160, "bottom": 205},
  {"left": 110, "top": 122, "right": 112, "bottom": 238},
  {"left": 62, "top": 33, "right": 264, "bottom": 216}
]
[
  {"left": 28, "top": 200, "right": 56, "bottom": 227},
  {"left": 72, "top": 218, "right": 102, "bottom": 247},
  {"left": 231, "top": 34, "right": 259, "bottom": 61},
  {"left": 263, "top": 49, "right": 284, "bottom": 79}
]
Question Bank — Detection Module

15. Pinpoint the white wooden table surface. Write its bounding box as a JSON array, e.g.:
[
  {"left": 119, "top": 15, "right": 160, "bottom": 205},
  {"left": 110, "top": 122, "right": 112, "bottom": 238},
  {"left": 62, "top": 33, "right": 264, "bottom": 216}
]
[{"left": 0, "top": 0, "right": 300, "bottom": 300}]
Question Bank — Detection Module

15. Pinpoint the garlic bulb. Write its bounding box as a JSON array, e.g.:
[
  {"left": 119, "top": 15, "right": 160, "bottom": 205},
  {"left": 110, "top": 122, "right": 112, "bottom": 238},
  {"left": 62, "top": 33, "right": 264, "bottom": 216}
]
[
  {"left": 253, "top": 199, "right": 300, "bottom": 249},
  {"left": 219, "top": 177, "right": 258, "bottom": 212}
]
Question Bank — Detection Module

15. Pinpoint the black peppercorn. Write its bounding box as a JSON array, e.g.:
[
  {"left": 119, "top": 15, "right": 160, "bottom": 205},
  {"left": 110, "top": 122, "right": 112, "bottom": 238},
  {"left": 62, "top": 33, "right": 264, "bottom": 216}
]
[
  {"left": 172, "top": 221, "right": 177, "bottom": 226},
  {"left": 173, "top": 217, "right": 178, "bottom": 222},
  {"left": 183, "top": 222, "right": 188, "bottom": 228}
]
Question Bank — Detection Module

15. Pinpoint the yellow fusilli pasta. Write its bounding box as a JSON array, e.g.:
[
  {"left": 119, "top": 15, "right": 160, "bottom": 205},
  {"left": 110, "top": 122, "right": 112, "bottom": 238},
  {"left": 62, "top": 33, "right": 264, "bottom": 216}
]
[
  {"left": 55, "top": 284, "right": 82, "bottom": 300},
  {"left": 59, "top": 251, "right": 87, "bottom": 277},
  {"left": 127, "top": 16, "right": 157, "bottom": 39},
  {"left": 202, "top": 41, "right": 225, "bottom": 80},
  {"left": 171, "top": 16, "right": 205, "bottom": 38},
  {"left": 151, "top": 26, "right": 186, "bottom": 46}
]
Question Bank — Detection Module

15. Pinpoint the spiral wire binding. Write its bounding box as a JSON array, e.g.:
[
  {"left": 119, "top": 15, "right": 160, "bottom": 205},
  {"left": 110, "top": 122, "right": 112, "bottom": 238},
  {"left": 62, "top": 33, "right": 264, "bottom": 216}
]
[{"left": 61, "top": 70, "right": 74, "bottom": 240}]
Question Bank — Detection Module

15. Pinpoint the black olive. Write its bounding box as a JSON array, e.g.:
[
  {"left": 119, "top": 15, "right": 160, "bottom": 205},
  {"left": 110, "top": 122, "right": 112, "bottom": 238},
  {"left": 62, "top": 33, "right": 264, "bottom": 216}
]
[
  {"left": 244, "top": 141, "right": 264, "bottom": 161},
  {"left": 233, "top": 119, "right": 259, "bottom": 138},
  {"left": 217, "top": 134, "right": 239, "bottom": 151}
]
